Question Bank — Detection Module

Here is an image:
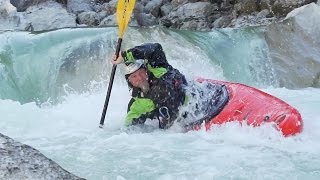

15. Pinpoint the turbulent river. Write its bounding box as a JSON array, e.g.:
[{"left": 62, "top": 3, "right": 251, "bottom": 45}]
[{"left": 1, "top": 6, "right": 320, "bottom": 179}]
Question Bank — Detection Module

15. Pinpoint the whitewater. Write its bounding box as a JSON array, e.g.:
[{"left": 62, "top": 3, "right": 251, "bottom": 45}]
[{"left": 1, "top": 6, "right": 320, "bottom": 180}]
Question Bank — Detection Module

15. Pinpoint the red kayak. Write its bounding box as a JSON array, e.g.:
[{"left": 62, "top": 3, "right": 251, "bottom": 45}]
[{"left": 192, "top": 78, "right": 303, "bottom": 136}]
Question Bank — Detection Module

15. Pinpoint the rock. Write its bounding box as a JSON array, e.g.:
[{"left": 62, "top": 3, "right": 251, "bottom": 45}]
[
  {"left": 140, "top": 0, "right": 150, "bottom": 6},
  {"left": 212, "top": 15, "right": 232, "bottom": 28},
  {"left": 25, "top": 1, "right": 76, "bottom": 31},
  {"left": 271, "top": 0, "right": 314, "bottom": 16},
  {"left": 265, "top": 3, "right": 320, "bottom": 88},
  {"left": 161, "top": 2, "right": 217, "bottom": 31},
  {"left": 93, "top": 3, "right": 103, "bottom": 12},
  {"left": 99, "top": 13, "right": 115, "bottom": 26},
  {"left": 55, "top": 0, "right": 68, "bottom": 5},
  {"left": 67, "top": 0, "right": 93, "bottom": 14},
  {"left": 0, "top": 133, "right": 85, "bottom": 180},
  {"left": 180, "top": 19, "right": 208, "bottom": 30},
  {"left": 97, "top": 11, "right": 107, "bottom": 21},
  {"left": 0, "top": 0, "right": 27, "bottom": 30},
  {"left": 171, "top": 0, "right": 189, "bottom": 7},
  {"left": 102, "top": 0, "right": 117, "bottom": 16},
  {"left": 160, "top": 3, "right": 173, "bottom": 16},
  {"left": 257, "top": 9, "right": 270, "bottom": 18},
  {"left": 134, "top": 2, "right": 144, "bottom": 14},
  {"left": 144, "top": 0, "right": 163, "bottom": 17},
  {"left": 77, "top": 11, "right": 99, "bottom": 26},
  {"left": 135, "top": 12, "right": 158, "bottom": 26},
  {"left": 10, "top": 0, "right": 50, "bottom": 12},
  {"left": 1, "top": 0, "right": 17, "bottom": 17},
  {"left": 229, "top": 13, "right": 275, "bottom": 28},
  {"left": 233, "top": 0, "right": 258, "bottom": 15}
]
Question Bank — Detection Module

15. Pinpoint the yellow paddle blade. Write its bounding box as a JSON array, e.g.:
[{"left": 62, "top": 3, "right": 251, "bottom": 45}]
[{"left": 117, "top": 0, "right": 136, "bottom": 38}]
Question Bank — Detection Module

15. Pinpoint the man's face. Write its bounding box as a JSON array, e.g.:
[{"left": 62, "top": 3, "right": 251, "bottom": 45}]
[{"left": 128, "top": 68, "right": 150, "bottom": 93}]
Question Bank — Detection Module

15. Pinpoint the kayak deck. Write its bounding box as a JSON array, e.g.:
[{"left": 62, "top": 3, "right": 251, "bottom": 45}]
[{"left": 192, "top": 79, "right": 303, "bottom": 136}]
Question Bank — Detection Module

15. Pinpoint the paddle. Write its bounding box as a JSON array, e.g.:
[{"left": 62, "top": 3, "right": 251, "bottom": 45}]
[{"left": 99, "top": 0, "right": 136, "bottom": 128}]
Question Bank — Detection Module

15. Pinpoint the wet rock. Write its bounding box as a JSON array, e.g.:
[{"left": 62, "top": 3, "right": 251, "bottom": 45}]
[
  {"left": 0, "top": 0, "right": 27, "bottom": 30},
  {"left": 136, "top": 12, "right": 158, "bottom": 26},
  {"left": 212, "top": 15, "right": 232, "bottom": 28},
  {"left": 0, "top": 133, "right": 85, "bottom": 180},
  {"left": 10, "top": 0, "right": 50, "bottom": 12},
  {"left": 77, "top": 11, "right": 99, "bottom": 26},
  {"left": 67, "top": 0, "right": 93, "bottom": 14},
  {"left": 271, "top": 0, "right": 313, "bottom": 16},
  {"left": 101, "top": 0, "right": 117, "bottom": 16},
  {"left": 161, "top": 2, "right": 217, "bottom": 31},
  {"left": 144, "top": 0, "right": 163, "bottom": 17},
  {"left": 24, "top": 1, "right": 76, "bottom": 31},
  {"left": 99, "top": 13, "right": 115, "bottom": 26},
  {"left": 160, "top": 3, "right": 173, "bottom": 16},
  {"left": 257, "top": 9, "right": 270, "bottom": 18},
  {"left": 265, "top": 3, "right": 320, "bottom": 88}
]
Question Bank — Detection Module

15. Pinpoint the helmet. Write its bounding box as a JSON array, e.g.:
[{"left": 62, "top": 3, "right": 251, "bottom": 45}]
[{"left": 125, "top": 59, "right": 145, "bottom": 75}]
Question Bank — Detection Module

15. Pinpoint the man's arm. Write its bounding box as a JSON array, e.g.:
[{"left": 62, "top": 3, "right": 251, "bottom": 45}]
[
  {"left": 125, "top": 97, "right": 157, "bottom": 126},
  {"left": 122, "top": 43, "right": 170, "bottom": 68}
]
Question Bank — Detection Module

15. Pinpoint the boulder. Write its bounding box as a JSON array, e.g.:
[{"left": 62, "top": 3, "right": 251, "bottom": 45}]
[
  {"left": 161, "top": 2, "right": 217, "bottom": 31},
  {"left": 144, "top": 0, "right": 163, "bottom": 17},
  {"left": 67, "top": 0, "right": 93, "bottom": 14},
  {"left": 265, "top": 3, "right": 320, "bottom": 88},
  {"left": 77, "top": 11, "right": 100, "bottom": 26},
  {"left": 0, "top": 133, "right": 85, "bottom": 180},
  {"left": 99, "top": 13, "right": 115, "bottom": 26},
  {"left": 25, "top": 1, "right": 76, "bottom": 31},
  {"left": 135, "top": 12, "right": 158, "bottom": 26},
  {"left": 101, "top": 0, "right": 117, "bottom": 16},
  {"left": 0, "top": 0, "right": 26, "bottom": 30},
  {"left": 212, "top": 15, "right": 232, "bottom": 28},
  {"left": 10, "top": 0, "right": 50, "bottom": 12}
]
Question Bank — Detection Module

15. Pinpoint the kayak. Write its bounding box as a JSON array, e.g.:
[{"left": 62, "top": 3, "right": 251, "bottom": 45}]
[{"left": 189, "top": 78, "right": 303, "bottom": 136}]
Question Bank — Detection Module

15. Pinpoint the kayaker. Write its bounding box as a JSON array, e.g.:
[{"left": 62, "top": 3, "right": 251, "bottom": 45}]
[{"left": 112, "top": 43, "right": 229, "bottom": 129}]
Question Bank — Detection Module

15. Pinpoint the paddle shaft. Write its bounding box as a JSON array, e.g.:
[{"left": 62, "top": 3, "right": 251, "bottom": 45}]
[{"left": 99, "top": 38, "right": 122, "bottom": 127}]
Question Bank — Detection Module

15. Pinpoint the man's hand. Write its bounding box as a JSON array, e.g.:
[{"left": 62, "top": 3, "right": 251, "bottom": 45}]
[{"left": 111, "top": 53, "right": 123, "bottom": 65}]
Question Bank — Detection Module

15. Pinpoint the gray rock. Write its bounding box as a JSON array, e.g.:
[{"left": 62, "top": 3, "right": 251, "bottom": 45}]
[
  {"left": 171, "top": 0, "right": 189, "bottom": 7},
  {"left": 145, "top": 0, "right": 163, "bottom": 17},
  {"left": 160, "top": 3, "right": 173, "bottom": 16},
  {"left": 1, "top": 0, "right": 17, "bottom": 18},
  {"left": 229, "top": 14, "right": 275, "bottom": 28},
  {"left": 135, "top": 12, "right": 158, "bottom": 26},
  {"left": 98, "top": 10, "right": 107, "bottom": 20},
  {"left": 233, "top": 0, "right": 258, "bottom": 15},
  {"left": 265, "top": 3, "right": 320, "bottom": 88},
  {"left": 10, "top": 0, "right": 50, "bottom": 12},
  {"left": 93, "top": 3, "right": 103, "bottom": 12},
  {"left": 257, "top": 9, "right": 270, "bottom": 18},
  {"left": 271, "top": 0, "right": 313, "bottom": 16},
  {"left": 77, "top": 11, "right": 99, "bottom": 26},
  {"left": 140, "top": 0, "right": 150, "bottom": 6},
  {"left": 134, "top": 1, "right": 144, "bottom": 16},
  {"left": 0, "top": 0, "right": 27, "bottom": 30},
  {"left": 162, "top": 2, "right": 217, "bottom": 31},
  {"left": 102, "top": 0, "right": 117, "bottom": 16},
  {"left": 0, "top": 133, "right": 85, "bottom": 180},
  {"left": 99, "top": 13, "right": 115, "bottom": 26},
  {"left": 175, "top": 2, "right": 216, "bottom": 18},
  {"left": 212, "top": 15, "right": 232, "bottom": 28},
  {"left": 25, "top": 1, "right": 76, "bottom": 31},
  {"left": 67, "top": 0, "right": 93, "bottom": 14}
]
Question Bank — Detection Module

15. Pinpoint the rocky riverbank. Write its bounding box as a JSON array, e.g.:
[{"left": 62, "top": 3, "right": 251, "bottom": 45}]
[{"left": 0, "top": 0, "right": 318, "bottom": 31}]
